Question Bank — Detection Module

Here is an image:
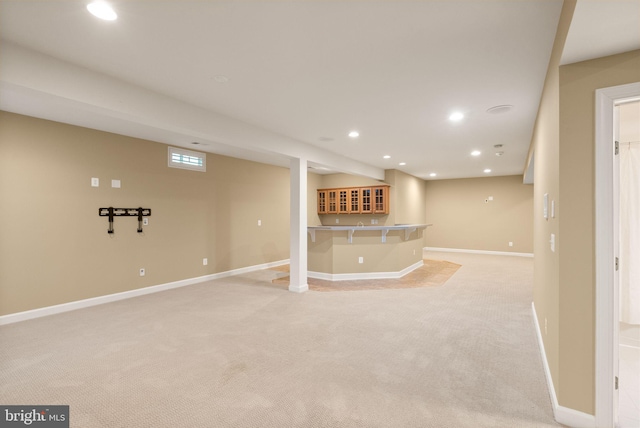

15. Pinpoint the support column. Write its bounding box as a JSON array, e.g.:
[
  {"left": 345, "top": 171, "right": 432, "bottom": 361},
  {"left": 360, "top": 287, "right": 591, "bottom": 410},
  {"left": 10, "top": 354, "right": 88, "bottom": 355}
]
[{"left": 289, "top": 157, "right": 309, "bottom": 293}]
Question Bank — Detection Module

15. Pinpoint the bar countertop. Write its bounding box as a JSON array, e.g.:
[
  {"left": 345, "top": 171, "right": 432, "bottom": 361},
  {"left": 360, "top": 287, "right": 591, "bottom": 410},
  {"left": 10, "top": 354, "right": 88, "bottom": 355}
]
[{"left": 307, "top": 224, "right": 432, "bottom": 243}]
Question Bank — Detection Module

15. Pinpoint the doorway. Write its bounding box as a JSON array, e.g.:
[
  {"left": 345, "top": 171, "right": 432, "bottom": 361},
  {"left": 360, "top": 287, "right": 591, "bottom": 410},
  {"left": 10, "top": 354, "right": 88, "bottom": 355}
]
[
  {"left": 595, "top": 82, "right": 640, "bottom": 428},
  {"left": 616, "top": 100, "right": 640, "bottom": 428}
]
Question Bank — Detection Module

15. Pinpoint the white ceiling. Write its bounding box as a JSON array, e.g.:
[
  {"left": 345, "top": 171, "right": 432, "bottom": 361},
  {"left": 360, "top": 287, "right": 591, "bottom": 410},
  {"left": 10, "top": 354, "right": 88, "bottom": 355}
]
[
  {"left": 0, "top": 1, "right": 638, "bottom": 180},
  {"left": 561, "top": 0, "right": 640, "bottom": 65}
]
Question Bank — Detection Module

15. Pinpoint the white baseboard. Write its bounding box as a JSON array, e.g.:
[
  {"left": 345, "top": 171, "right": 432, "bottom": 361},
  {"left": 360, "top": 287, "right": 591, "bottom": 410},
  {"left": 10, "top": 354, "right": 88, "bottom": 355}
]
[
  {"left": 0, "top": 259, "right": 290, "bottom": 326},
  {"left": 308, "top": 260, "right": 423, "bottom": 282},
  {"left": 424, "top": 247, "right": 533, "bottom": 257},
  {"left": 531, "top": 302, "right": 596, "bottom": 428},
  {"left": 288, "top": 283, "right": 309, "bottom": 293}
]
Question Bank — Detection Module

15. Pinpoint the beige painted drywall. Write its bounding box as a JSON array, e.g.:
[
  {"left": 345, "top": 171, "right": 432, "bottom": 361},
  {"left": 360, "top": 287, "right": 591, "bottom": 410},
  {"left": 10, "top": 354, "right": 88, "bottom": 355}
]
[
  {"left": 319, "top": 173, "right": 384, "bottom": 189},
  {"left": 313, "top": 171, "right": 427, "bottom": 227},
  {"left": 529, "top": 0, "right": 575, "bottom": 410},
  {"left": 307, "top": 171, "right": 322, "bottom": 226},
  {"left": 0, "top": 111, "right": 290, "bottom": 316},
  {"left": 385, "top": 169, "right": 427, "bottom": 226},
  {"left": 424, "top": 176, "right": 533, "bottom": 253},
  {"left": 530, "top": 1, "right": 640, "bottom": 414},
  {"left": 316, "top": 172, "right": 391, "bottom": 226},
  {"left": 308, "top": 230, "right": 424, "bottom": 275},
  {"left": 556, "top": 49, "right": 640, "bottom": 413},
  {"left": 308, "top": 170, "right": 428, "bottom": 274}
]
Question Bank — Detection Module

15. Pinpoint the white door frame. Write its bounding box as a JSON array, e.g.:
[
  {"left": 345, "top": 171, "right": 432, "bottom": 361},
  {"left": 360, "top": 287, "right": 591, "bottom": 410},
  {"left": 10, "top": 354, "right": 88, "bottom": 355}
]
[{"left": 594, "top": 82, "right": 640, "bottom": 428}]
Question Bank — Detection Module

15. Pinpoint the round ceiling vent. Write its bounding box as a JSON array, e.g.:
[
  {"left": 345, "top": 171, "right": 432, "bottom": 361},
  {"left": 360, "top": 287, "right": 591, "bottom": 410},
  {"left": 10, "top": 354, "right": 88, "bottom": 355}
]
[{"left": 486, "top": 105, "right": 514, "bottom": 115}]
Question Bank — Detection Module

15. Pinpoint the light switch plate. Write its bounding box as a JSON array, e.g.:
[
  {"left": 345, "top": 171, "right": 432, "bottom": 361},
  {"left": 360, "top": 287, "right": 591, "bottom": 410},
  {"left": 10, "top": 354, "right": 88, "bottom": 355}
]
[
  {"left": 111, "top": 179, "right": 121, "bottom": 188},
  {"left": 91, "top": 177, "right": 99, "bottom": 187}
]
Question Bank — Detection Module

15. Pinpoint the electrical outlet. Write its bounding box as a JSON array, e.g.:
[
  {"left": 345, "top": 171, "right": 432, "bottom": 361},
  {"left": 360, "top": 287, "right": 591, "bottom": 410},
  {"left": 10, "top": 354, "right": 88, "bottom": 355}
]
[
  {"left": 203, "top": 258, "right": 208, "bottom": 266},
  {"left": 336, "top": 218, "right": 339, "bottom": 224},
  {"left": 509, "top": 241, "right": 513, "bottom": 247},
  {"left": 358, "top": 257, "right": 363, "bottom": 264},
  {"left": 258, "top": 220, "right": 261, "bottom": 226},
  {"left": 91, "top": 177, "right": 99, "bottom": 187},
  {"left": 371, "top": 219, "right": 375, "bottom": 224},
  {"left": 139, "top": 268, "right": 145, "bottom": 277},
  {"left": 143, "top": 218, "right": 149, "bottom": 226}
]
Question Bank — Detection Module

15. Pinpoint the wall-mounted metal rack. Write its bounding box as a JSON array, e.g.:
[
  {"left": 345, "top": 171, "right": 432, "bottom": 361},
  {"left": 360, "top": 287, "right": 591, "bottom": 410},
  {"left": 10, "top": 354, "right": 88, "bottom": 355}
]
[{"left": 99, "top": 207, "right": 151, "bottom": 234}]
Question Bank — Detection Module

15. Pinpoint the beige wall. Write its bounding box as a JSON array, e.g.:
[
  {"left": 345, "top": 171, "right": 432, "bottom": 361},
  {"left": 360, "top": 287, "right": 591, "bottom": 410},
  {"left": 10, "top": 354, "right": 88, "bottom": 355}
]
[
  {"left": 314, "top": 172, "right": 391, "bottom": 226},
  {"left": 556, "top": 49, "right": 640, "bottom": 413},
  {"left": 424, "top": 175, "right": 533, "bottom": 253},
  {"left": 317, "top": 172, "right": 384, "bottom": 189},
  {"left": 0, "top": 111, "right": 290, "bottom": 316},
  {"left": 529, "top": 0, "right": 575, "bottom": 409},
  {"left": 311, "top": 170, "right": 427, "bottom": 227},
  {"left": 530, "top": 0, "right": 640, "bottom": 414},
  {"left": 385, "top": 169, "right": 427, "bottom": 226},
  {"left": 308, "top": 230, "right": 424, "bottom": 274},
  {"left": 307, "top": 171, "right": 322, "bottom": 226}
]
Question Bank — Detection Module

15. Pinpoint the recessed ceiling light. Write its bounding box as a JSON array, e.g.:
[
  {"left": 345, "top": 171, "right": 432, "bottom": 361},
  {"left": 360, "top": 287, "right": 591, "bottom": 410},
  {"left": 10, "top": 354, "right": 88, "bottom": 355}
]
[
  {"left": 430, "top": 173, "right": 437, "bottom": 177},
  {"left": 449, "top": 112, "right": 464, "bottom": 122},
  {"left": 87, "top": 1, "right": 117, "bottom": 20},
  {"left": 399, "top": 162, "right": 406, "bottom": 166},
  {"left": 493, "top": 144, "right": 503, "bottom": 148},
  {"left": 487, "top": 105, "right": 513, "bottom": 115},
  {"left": 348, "top": 131, "right": 360, "bottom": 138},
  {"left": 484, "top": 169, "right": 492, "bottom": 173},
  {"left": 383, "top": 155, "right": 391, "bottom": 159},
  {"left": 471, "top": 150, "right": 481, "bottom": 156}
]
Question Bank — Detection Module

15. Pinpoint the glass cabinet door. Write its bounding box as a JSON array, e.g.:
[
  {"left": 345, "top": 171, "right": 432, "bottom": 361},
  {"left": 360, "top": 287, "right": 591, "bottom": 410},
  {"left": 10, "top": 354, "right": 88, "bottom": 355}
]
[
  {"left": 374, "top": 187, "right": 387, "bottom": 213},
  {"left": 361, "top": 188, "right": 372, "bottom": 213},
  {"left": 328, "top": 190, "right": 337, "bottom": 213},
  {"left": 317, "top": 190, "right": 327, "bottom": 214},
  {"left": 338, "top": 189, "right": 349, "bottom": 213},
  {"left": 317, "top": 186, "right": 387, "bottom": 215},
  {"left": 350, "top": 188, "right": 360, "bottom": 213}
]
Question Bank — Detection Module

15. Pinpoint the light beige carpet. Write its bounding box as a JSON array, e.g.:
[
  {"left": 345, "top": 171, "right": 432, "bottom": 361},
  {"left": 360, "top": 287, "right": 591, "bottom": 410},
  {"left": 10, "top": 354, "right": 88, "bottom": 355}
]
[
  {"left": 270, "top": 259, "right": 461, "bottom": 291},
  {"left": 0, "top": 252, "right": 562, "bottom": 427}
]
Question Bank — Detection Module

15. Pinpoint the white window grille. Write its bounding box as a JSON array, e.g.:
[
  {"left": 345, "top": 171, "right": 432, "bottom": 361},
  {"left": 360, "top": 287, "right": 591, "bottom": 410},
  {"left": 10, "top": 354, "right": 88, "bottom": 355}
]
[{"left": 168, "top": 147, "right": 206, "bottom": 172}]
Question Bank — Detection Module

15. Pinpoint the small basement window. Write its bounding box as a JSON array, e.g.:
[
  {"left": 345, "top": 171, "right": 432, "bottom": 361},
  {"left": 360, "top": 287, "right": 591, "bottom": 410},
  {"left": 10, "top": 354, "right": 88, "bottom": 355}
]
[{"left": 168, "top": 147, "right": 206, "bottom": 172}]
